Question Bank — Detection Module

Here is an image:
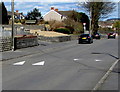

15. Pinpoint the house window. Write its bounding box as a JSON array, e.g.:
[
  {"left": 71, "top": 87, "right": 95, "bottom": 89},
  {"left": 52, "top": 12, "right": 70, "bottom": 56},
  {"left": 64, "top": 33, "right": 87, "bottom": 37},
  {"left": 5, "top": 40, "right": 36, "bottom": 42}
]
[{"left": 61, "top": 16, "right": 63, "bottom": 19}]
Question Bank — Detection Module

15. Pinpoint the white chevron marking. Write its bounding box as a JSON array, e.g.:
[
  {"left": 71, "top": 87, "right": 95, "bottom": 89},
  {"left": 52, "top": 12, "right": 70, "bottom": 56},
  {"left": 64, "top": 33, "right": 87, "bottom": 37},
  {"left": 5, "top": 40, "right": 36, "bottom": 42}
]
[
  {"left": 32, "top": 61, "right": 45, "bottom": 66},
  {"left": 13, "top": 61, "right": 26, "bottom": 66}
]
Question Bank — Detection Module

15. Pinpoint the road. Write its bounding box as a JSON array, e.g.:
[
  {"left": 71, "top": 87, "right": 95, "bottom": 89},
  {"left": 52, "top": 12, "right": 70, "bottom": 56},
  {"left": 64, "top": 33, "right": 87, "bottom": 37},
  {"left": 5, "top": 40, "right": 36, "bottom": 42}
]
[{"left": 2, "top": 38, "right": 119, "bottom": 91}]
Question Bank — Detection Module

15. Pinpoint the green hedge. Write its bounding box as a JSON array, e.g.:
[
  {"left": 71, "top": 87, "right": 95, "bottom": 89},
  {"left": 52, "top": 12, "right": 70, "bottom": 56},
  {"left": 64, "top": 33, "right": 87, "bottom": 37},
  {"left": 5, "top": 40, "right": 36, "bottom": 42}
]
[{"left": 54, "top": 28, "right": 71, "bottom": 34}]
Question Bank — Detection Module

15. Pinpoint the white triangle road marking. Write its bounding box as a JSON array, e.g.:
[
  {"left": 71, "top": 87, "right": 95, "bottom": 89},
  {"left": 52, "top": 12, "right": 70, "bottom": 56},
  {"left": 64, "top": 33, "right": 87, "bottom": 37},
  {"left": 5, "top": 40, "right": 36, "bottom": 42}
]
[
  {"left": 95, "top": 59, "right": 102, "bottom": 62},
  {"left": 73, "top": 58, "right": 82, "bottom": 61},
  {"left": 74, "top": 59, "right": 79, "bottom": 61},
  {"left": 13, "top": 61, "right": 26, "bottom": 66},
  {"left": 32, "top": 61, "right": 45, "bottom": 66}
]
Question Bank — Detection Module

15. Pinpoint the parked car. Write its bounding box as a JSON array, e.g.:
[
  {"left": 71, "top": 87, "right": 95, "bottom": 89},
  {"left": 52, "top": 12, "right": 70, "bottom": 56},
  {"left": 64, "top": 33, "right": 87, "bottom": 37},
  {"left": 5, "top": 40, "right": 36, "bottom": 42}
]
[
  {"left": 78, "top": 34, "right": 93, "bottom": 44},
  {"left": 107, "top": 32, "right": 116, "bottom": 39},
  {"left": 92, "top": 33, "right": 101, "bottom": 39}
]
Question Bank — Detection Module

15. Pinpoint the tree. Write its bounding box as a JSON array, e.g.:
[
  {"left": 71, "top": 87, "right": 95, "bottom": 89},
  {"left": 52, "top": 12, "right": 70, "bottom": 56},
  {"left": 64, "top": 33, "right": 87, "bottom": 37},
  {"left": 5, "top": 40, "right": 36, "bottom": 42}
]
[
  {"left": 63, "top": 18, "right": 83, "bottom": 34},
  {"left": 79, "top": 0, "right": 116, "bottom": 33},
  {"left": 25, "top": 8, "right": 42, "bottom": 20},
  {"left": 67, "top": 10, "right": 89, "bottom": 30},
  {"left": 48, "top": 20, "right": 65, "bottom": 31},
  {"left": 0, "top": 2, "right": 9, "bottom": 24},
  {"left": 113, "top": 21, "right": 120, "bottom": 31},
  {"left": 63, "top": 10, "right": 89, "bottom": 34}
]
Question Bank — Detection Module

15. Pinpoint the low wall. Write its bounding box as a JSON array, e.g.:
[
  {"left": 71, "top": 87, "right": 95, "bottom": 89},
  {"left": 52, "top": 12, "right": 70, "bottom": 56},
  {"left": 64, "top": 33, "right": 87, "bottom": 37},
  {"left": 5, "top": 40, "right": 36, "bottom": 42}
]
[
  {"left": 14, "top": 36, "right": 38, "bottom": 49},
  {"left": 70, "top": 35, "right": 79, "bottom": 40},
  {"left": 38, "top": 36, "right": 71, "bottom": 42},
  {"left": 0, "top": 37, "right": 12, "bottom": 52},
  {"left": 0, "top": 36, "right": 38, "bottom": 52}
]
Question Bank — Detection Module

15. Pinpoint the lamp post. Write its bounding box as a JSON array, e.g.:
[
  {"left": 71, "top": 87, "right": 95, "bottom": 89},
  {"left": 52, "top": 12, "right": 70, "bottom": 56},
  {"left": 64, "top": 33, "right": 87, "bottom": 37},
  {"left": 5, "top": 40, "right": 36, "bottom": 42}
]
[{"left": 11, "top": 0, "right": 14, "bottom": 51}]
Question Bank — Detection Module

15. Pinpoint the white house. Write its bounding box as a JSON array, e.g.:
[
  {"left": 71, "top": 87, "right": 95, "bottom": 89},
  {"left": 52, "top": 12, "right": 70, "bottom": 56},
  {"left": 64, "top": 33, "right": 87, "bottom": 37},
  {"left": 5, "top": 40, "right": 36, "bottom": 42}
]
[{"left": 43, "top": 7, "right": 67, "bottom": 21}]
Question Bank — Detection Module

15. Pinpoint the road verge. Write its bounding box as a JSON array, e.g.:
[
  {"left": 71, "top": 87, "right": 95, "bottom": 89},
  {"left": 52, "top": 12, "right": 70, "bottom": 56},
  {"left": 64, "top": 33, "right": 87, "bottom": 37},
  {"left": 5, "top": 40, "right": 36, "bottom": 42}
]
[{"left": 92, "top": 59, "right": 119, "bottom": 91}]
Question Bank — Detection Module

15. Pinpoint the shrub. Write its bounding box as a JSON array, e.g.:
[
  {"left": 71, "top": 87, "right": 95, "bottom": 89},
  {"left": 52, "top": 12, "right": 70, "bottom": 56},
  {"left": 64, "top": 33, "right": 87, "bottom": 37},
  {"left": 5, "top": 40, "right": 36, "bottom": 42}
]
[
  {"left": 20, "top": 19, "right": 26, "bottom": 24},
  {"left": 14, "top": 19, "right": 20, "bottom": 23},
  {"left": 54, "top": 28, "right": 71, "bottom": 34}
]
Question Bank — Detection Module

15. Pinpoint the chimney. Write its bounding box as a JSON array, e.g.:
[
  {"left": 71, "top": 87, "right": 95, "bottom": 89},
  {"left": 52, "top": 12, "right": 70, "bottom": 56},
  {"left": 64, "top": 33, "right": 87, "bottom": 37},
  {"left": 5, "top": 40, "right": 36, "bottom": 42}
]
[
  {"left": 51, "top": 7, "right": 54, "bottom": 10},
  {"left": 16, "top": 10, "right": 19, "bottom": 13},
  {"left": 55, "top": 8, "right": 58, "bottom": 11}
]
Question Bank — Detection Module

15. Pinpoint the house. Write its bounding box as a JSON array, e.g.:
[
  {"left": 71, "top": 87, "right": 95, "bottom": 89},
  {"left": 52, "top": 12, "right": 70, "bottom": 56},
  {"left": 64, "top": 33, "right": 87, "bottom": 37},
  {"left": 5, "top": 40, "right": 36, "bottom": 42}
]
[
  {"left": 99, "top": 18, "right": 120, "bottom": 28},
  {"left": 43, "top": 7, "right": 73, "bottom": 21},
  {"left": 7, "top": 10, "right": 25, "bottom": 20},
  {"left": 99, "top": 21, "right": 114, "bottom": 28}
]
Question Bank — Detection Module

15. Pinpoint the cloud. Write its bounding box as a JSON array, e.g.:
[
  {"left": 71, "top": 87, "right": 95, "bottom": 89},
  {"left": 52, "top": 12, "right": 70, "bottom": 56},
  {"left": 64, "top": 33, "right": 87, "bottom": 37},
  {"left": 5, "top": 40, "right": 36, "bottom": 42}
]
[
  {"left": 3, "top": 0, "right": 119, "bottom": 2},
  {"left": 3, "top": 0, "right": 81, "bottom": 2},
  {"left": 4, "top": 0, "right": 119, "bottom": 20}
]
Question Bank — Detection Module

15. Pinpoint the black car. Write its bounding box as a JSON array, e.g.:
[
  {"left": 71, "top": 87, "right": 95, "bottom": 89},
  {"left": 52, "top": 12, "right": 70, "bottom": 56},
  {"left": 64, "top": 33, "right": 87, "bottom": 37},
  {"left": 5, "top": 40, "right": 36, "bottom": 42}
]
[
  {"left": 108, "top": 32, "right": 116, "bottom": 39},
  {"left": 78, "top": 34, "right": 93, "bottom": 44},
  {"left": 92, "top": 33, "right": 101, "bottom": 39}
]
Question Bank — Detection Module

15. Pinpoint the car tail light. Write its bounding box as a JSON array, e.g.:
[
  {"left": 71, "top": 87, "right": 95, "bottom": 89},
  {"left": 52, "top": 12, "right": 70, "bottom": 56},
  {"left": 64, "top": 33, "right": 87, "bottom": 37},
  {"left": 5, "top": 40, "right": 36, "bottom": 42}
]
[{"left": 88, "top": 36, "right": 90, "bottom": 38}]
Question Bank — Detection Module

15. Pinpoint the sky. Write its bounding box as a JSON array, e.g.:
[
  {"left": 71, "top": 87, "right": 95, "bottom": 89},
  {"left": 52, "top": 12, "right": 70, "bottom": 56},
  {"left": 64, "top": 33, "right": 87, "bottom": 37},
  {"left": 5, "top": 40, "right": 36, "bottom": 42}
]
[{"left": 3, "top": 0, "right": 120, "bottom": 21}]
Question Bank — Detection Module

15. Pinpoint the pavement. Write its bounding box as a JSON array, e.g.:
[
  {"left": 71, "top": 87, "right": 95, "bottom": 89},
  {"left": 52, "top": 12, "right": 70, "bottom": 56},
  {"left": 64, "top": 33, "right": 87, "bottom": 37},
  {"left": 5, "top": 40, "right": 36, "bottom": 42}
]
[
  {"left": 1, "top": 40, "right": 77, "bottom": 61},
  {"left": 99, "top": 62, "right": 119, "bottom": 91},
  {"left": 1, "top": 39, "right": 119, "bottom": 91}
]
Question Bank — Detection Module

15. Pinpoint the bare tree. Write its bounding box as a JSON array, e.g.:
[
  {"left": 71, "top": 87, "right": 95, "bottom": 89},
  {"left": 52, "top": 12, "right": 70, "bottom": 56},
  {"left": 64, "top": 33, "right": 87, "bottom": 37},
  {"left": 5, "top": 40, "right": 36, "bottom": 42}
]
[
  {"left": 48, "top": 20, "right": 65, "bottom": 31},
  {"left": 78, "top": 0, "right": 116, "bottom": 33}
]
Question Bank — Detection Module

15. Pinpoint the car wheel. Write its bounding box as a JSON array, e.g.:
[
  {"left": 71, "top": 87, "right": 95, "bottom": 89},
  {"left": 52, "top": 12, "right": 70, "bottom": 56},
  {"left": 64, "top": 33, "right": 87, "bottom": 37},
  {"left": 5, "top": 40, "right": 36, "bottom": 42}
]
[
  {"left": 89, "top": 40, "right": 92, "bottom": 44},
  {"left": 78, "top": 41, "right": 81, "bottom": 44}
]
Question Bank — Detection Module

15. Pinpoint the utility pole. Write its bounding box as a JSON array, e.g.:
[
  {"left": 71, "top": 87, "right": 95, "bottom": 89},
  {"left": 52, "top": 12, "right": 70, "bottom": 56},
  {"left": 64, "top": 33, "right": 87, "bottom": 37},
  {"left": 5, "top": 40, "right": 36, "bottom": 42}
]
[
  {"left": 89, "top": 6, "right": 92, "bottom": 35},
  {"left": 11, "top": 0, "right": 14, "bottom": 51}
]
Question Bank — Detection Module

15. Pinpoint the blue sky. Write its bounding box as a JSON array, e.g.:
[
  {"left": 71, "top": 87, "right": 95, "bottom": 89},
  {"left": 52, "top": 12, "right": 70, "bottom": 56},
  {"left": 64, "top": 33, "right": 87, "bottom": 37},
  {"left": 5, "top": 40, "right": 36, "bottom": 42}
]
[{"left": 4, "top": 0, "right": 120, "bottom": 21}]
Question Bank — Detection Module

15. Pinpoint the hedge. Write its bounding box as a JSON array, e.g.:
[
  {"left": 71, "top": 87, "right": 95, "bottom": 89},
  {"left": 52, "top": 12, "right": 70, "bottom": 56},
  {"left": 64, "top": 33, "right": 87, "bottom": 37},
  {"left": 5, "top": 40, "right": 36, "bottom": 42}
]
[{"left": 54, "top": 28, "right": 71, "bottom": 34}]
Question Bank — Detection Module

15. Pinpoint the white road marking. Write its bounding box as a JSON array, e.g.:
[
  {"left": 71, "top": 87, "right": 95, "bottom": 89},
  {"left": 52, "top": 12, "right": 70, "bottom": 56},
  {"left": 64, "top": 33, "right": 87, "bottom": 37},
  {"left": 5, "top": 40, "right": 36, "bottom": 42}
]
[
  {"left": 32, "top": 61, "right": 45, "bottom": 66},
  {"left": 13, "top": 61, "right": 26, "bottom": 66},
  {"left": 95, "top": 59, "right": 102, "bottom": 62},
  {"left": 73, "top": 58, "right": 83, "bottom": 61},
  {"left": 73, "top": 59, "right": 80, "bottom": 61}
]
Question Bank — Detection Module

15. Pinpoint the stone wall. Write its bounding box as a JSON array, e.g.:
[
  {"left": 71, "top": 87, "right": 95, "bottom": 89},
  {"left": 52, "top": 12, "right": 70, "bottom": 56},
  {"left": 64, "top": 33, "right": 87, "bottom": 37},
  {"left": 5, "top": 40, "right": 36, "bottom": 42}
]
[
  {"left": 14, "top": 36, "right": 38, "bottom": 49},
  {"left": 38, "top": 36, "right": 71, "bottom": 42},
  {"left": 0, "top": 36, "right": 38, "bottom": 52},
  {"left": 0, "top": 37, "right": 12, "bottom": 52},
  {"left": 3, "top": 25, "right": 45, "bottom": 31}
]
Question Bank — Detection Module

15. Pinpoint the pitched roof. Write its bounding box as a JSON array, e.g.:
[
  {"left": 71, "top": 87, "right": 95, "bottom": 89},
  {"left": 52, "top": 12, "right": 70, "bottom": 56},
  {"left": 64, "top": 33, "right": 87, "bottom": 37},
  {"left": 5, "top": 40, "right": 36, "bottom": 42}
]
[
  {"left": 57, "top": 11, "right": 73, "bottom": 17},
  {"left": 7, "top": 11, "right": 24, "bottom": 17}
]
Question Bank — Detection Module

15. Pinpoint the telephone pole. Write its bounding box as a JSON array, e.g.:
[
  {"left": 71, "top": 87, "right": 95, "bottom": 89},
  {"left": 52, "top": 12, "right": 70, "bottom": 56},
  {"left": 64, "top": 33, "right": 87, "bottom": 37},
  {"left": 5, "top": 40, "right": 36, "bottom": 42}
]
[{"left": 11, "top": 0, "right": 14, "bottom": 51}]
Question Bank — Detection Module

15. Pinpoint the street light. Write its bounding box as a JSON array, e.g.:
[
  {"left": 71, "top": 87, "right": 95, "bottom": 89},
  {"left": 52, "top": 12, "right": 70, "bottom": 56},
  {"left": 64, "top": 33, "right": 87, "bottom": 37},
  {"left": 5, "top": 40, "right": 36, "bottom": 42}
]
[{"left": 11, "top": 0, "right": 14, "bottom": 51}]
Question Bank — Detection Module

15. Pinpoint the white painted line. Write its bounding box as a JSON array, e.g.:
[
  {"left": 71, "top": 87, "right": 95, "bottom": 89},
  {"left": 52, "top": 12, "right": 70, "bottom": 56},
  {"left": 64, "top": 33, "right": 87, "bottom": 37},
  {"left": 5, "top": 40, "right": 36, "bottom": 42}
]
[
  {"left": 92, "top": 59, "right": 119, "bottom": 91},
  {"left": 13, "top": 61, "right": 26, "bottom": 66},
  {"left": 95, "top": 59, "right": 102, "bottom": 62},
  {"left": 32, "top": 61, "right": 45, "bottom": 66},
  {"left": 73, "top": 59, "right": 79, "bottom": 61}
]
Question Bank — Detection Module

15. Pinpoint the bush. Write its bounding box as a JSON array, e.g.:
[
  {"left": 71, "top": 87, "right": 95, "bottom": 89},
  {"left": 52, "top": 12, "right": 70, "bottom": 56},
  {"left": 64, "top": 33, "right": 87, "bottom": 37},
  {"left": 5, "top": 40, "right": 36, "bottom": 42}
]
[
  {"left": 14, "top": 19, "right": 20, "bottom": 23},
  {"left": 20, "top": 19, "right": 26, "bottom": 24},
  {"left": 54, "top": 28, "right": 71, "bottom": 34}
]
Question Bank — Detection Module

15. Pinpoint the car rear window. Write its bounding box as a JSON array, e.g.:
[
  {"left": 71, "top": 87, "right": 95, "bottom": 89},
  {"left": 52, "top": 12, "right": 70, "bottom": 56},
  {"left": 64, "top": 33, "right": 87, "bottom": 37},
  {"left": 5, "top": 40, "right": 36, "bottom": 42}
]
[
  {"left": 80, "top": 34, "right": 89, "bottom": 37},
  {"left": 109, "top": 33, "right": 114, "bottom": 35}
]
